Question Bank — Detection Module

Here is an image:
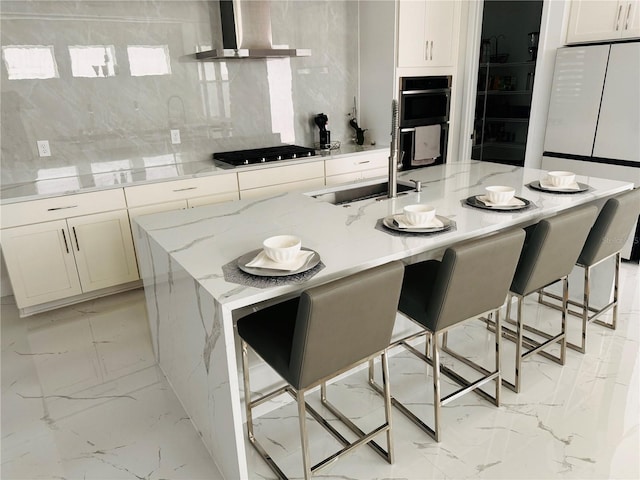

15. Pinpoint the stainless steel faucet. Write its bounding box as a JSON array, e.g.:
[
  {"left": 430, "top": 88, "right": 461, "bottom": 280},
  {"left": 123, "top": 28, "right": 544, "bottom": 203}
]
[{"left": 388, "top": 99, "right": 400, "bottom": 198}]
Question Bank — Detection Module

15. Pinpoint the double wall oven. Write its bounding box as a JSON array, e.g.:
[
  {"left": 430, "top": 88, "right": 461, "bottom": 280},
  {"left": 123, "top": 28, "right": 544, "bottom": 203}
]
[{"left": 399, "top": 75, "right": 451, "bottom": 170}]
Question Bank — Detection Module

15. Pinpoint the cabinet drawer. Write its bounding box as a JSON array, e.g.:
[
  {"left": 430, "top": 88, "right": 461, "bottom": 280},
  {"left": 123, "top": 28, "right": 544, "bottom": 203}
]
[
  {"left": 1, "top": 189, "right": 126, "bottom": 228},
  {"left": 325, "top": 167, "right": 388, "bottom": 186},
  {"left": 188, "top": 191, "right": 239, "bottom": 208},
  {"left": 325, "top": 151, "right": 388, "bottom": 176},
  {"left": 240, "top": 178, "right": 325, "bottom": 200},
  {"left": 124, "top": 173, "right": 238, "bottom": 208},
  {"left": 237, "top": 162, "right": 324, "bottom": 190}
]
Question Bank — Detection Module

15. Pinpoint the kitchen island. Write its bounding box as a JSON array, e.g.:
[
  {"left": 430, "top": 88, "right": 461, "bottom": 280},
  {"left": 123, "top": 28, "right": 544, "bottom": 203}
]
[{"left": 133, "top": 161, "right": 633, "bottom": 479}]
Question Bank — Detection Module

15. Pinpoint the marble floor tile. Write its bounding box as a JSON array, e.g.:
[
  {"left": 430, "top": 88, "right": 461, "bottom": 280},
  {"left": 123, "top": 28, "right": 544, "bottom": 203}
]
[{"left": 2, "top": 263, "right": 639, "bottom": 480}]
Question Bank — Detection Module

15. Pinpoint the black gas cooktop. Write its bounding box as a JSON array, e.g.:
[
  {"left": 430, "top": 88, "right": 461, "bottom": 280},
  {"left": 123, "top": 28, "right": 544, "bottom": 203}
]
[{"left": 213, "top": 145, "right": 316, "bottom": 166}]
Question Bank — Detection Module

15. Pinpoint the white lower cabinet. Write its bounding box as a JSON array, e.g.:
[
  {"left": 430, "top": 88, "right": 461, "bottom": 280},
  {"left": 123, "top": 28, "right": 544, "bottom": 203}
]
[
  {"left": 1, "top": 220, "right": 82, "bottom": 306},
  {"left": 67, "top": 211, "right": 139, "bottom": 293},
  {"left": 1, "top": 210, "right": 138, "bottom": 309}
]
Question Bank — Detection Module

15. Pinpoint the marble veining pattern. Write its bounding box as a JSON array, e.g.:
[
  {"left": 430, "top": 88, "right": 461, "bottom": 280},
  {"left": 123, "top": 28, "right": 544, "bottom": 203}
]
[
  {"left": 1, "top": 1, "right": 362, "bottom": 189},
  {"left": 0, "top": 260, "right": 637, "bottom": 478},
  {"left": 129, "top": 162, "right": 635, "bottom": 479}
]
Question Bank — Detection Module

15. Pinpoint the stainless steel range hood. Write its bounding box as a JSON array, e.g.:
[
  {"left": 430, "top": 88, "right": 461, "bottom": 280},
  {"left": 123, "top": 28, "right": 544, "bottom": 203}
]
[{"left": 196, "top": 0, "right": 311, "bottom": 60}]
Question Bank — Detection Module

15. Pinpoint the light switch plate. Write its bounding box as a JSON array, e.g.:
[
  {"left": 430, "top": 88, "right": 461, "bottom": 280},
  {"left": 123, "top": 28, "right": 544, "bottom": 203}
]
[{"left": 170, "top": 129, "right": 181, "bottom": 144}]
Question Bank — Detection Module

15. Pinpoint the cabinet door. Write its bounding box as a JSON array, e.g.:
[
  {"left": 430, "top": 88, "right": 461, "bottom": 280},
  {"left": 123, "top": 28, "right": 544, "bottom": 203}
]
[
  {"left": 398, "top": 0, "right": 428, "bottom": 67},
  {"left": 68, "top": 210, "right": 139, "bottom": 292},
  {"left": 621, "top": 0, "right": 640, "bottom": 38},
  {"left": 593, "top": 42, "right": 640, "bottom": 162},
  {"left": 424, "top": 0, "right": 456, "bottom": 67},
  {"left": 1, "top": 220, "right": 82, "bottom": 308},
  {"left": 566, "top": 0, "right": 625, "bottom": 43},
  {"left": 398, "top": 0, "right": 456, "bottom": 68}
]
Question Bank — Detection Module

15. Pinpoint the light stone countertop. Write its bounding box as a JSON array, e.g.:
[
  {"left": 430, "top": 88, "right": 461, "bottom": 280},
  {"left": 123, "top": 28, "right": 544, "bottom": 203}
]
[
  {"left": 133, "top": 160, "right": 633, "bottom": 480},
  {"left": 134, "top": 161, "right": 633, "bottom": 311},
  {"left": 0, "top": 144, "right": 385, "bottom": 204}
]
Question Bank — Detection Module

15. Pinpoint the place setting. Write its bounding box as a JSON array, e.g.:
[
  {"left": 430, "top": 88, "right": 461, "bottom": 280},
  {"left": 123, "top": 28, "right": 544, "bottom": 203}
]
[
  {"left": 381, "top": 204, "right": 454, "bottom": 235},
  {"left": 465, "top": 185, "right": 533, "bottom": 212},
  {"left": 223, "top": 235, "right": 324, "bottom": 288},
  {"left": 527, "top": 170, "right": 590, "bottom": 194}
]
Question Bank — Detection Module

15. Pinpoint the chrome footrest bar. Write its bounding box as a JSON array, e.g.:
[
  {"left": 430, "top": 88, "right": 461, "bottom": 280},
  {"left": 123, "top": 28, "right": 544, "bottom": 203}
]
[
  {"left": 490, "top": 321, "right": 564, "bottom": 365},
  {"left": 319, "top": 395, "right": 391, "bottom": 462}
]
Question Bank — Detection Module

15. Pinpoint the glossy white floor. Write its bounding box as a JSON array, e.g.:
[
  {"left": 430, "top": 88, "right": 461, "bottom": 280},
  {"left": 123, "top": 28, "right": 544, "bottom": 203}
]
[{"left": 2, "top": 263, "right": 638, "bottom": 480}]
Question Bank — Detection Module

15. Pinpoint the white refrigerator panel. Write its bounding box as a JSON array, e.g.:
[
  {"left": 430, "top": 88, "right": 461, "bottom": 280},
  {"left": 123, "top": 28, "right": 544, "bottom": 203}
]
[
  {"left": 593, "top": 42, "right": 640, "bottom": 162},
  {"left": 544, "top": 45, "right": 610, "bottom": 155}
]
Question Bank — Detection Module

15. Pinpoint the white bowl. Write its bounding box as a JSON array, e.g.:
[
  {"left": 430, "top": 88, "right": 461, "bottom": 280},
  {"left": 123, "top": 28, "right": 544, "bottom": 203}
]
[
  {"left": 485, "top": 186, "right": 515, "bottom": 205},
  {"left": 547, "top": 171, "right": 576, "bottom": 187},
  {"left": 263, "top": 235, "right": 302, "bottom": 263},
  {"left": 403, "top": 204, "right": 436, "bottom": 226}
]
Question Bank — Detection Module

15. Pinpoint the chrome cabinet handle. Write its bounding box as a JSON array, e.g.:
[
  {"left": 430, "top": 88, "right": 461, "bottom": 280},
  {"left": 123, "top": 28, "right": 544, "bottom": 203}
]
[
  {"left": 425, "top": 40, "right": 429, "bottom": 61},
  {"left": 356, "top": 160, "right": 370, "bottom": 164},
  {"left": 616, "top": 3, "right": 623, "bottom": 30},
  {"left": 172, "top": 186, "right": 198, "bottom": 192},
  {"left": 430, "top": 40, "right": 434, "bottom": 60},
  {"left": 625, "top": 2, "right": 632, "bottom": 30},
  {"left": 47, "top": 205, "right": 77, "bottom": 211},
  {"left": 72, "top": 226, "right": 80, "bottom": 251},
  {"left": 61, "top": 229, "right": 69, "bottom": 254}
]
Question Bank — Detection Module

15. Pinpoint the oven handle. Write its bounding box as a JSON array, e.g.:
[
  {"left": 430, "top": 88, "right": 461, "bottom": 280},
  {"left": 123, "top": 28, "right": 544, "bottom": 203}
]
[
  {"left": 400, "top": 127, "right": 416, "bottom": 133},
  {"left": 401, "top": 88, "right": 450, "bottom": 95}
]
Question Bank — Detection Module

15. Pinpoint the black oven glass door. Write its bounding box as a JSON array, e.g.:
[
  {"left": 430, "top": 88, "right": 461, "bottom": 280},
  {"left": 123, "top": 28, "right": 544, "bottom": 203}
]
[{"left": 400, "top": 91, "right": 450, "bottom": 127}]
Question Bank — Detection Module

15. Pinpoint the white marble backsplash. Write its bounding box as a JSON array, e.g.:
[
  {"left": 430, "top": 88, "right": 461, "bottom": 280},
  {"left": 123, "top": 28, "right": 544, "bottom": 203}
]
[{"left": 0, "top": 0, "right": 360, "bottom": 186}]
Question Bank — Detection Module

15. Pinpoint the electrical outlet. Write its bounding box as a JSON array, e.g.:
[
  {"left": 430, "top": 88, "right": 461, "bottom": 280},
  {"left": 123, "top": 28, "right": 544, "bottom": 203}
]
[
  {"left": 170, "top": 129, "right": 181, "bottom": 145},
  {"left": 37, "top": 140, "right": 51, "bottom": 157}
]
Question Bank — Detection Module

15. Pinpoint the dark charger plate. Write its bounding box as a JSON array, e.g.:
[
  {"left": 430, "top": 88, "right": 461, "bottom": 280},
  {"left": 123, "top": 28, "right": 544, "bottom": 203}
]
[
  {"left": 237, "top": 248, "right": 320, "bottom": 277},
  {"left": 465, "top": 195, "right": 531, "bottom": 211},
  {"left": 528, "top": 180, "right": 589, "bottom": 194}
]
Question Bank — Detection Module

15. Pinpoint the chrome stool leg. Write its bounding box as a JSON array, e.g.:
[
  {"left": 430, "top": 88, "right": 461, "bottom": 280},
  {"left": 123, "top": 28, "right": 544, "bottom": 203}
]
[
  {"left": 297, "top": 392, "right": 312, "bottom": 480},
  {"left": 432, "top": 332, "right": 441, "bottom": 442}
]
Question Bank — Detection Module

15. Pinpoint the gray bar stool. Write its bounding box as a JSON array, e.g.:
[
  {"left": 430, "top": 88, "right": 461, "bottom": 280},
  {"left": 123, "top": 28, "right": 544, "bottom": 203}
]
[
  {"left": 497, "top": 205, "right": 598, "bottom": 393},
  {"left": 538, "top": 187, "right": 640, "bottom": 353},
  {"left": 371, "top": 229, "right": 525, "bottom": 442},
  {"left": 237, "top": 261, "right": 404, "bottom": 480}
]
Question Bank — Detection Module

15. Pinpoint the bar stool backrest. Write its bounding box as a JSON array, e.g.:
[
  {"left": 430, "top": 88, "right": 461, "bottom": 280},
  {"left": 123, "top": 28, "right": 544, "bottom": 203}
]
[
  {"left": 510, "top": 205, "right": 598, "bottom": 297},
  {"left": 578, "top": 188, "right": 640, "bottom": 267},
  {"left": 289, "top": 261, "right": 404, "bottom": 390},
  {"left": 426, "top": 229, "right": 525, "bottom": 332}
]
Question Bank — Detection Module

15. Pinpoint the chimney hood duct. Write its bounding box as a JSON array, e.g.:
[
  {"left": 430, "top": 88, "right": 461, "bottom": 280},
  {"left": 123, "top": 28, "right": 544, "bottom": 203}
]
[{"left": 196, "top": 0, "right": 311, "bottom": 59}]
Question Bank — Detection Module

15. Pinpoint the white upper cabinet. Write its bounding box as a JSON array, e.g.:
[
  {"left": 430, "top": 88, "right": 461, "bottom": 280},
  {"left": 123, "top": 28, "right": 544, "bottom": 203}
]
[
  {"left": 566, "top": 0, "right": 640, "bottom": 44},
  {"left": 397, "top": 0, "right": 460, "bottom": 68}
]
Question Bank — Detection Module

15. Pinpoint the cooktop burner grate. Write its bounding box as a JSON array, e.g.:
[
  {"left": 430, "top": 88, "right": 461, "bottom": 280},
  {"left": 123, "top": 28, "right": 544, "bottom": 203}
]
[{"left": 213, "top": 145, "right": 316, "bottom": 166}]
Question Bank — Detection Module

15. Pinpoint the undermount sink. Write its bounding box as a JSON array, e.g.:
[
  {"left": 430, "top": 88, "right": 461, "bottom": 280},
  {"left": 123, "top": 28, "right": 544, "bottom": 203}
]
[{"left": 311, "top": 180, "right": 415, "bottom": 205}]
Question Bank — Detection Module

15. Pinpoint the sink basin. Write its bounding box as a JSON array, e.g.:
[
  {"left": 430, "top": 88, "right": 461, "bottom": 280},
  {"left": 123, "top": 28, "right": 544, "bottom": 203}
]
[{"left": 311, "top": 181, "right": 415, "bottom": 205}]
